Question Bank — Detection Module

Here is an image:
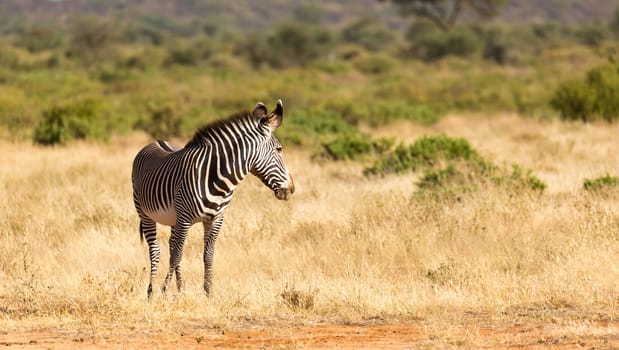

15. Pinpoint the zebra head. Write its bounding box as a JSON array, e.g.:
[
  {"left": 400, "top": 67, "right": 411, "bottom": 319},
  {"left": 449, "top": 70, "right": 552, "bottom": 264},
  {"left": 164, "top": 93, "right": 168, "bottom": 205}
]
[{"left": 250, "top": 100, "right": 295, "bottom": 200}]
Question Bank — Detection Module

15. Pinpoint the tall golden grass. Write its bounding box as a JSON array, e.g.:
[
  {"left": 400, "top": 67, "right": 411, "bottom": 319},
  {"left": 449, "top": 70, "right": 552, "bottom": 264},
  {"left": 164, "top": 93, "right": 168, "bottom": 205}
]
[{"left": 1, "top": 115, "right": 617, "bottom": 336}]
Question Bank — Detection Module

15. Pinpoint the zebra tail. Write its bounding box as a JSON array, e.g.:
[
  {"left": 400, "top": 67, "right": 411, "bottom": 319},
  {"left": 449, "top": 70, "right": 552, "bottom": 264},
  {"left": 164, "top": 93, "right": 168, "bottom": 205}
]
[{"left": 139, "top": 221, "right": 145, "bottom": 243}]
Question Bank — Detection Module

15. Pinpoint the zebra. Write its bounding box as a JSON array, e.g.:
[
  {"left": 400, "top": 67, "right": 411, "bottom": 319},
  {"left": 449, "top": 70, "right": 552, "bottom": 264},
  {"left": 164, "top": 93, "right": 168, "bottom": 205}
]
[{"left": 131, "top": 100, "right": 294, "bottom": 298}]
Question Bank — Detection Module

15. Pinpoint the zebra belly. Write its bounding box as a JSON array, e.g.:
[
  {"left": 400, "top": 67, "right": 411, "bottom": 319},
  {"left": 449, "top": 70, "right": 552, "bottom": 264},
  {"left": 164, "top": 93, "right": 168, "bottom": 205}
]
[{"left": 146, "top": 207, "right": 177, "bottom": 226}]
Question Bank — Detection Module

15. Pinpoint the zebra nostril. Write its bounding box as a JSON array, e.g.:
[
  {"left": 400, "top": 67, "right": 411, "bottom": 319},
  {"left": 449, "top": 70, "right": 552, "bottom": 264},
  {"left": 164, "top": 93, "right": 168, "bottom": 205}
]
[
  {"left": 274, "top": 187, "right": 292, "bottom": 200},
  {"left": 275, "top": 188, "right": 285, "bottom": 200}
]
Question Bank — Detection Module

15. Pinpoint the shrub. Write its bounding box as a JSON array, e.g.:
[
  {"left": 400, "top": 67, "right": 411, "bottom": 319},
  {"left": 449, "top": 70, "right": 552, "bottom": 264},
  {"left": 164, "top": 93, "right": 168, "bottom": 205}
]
[
  {"left": 366, "top": 101, "right": 439, "bottom": 126},
  {"left": 68, "top": 16, "right": 118, "bottom": 64},
  {"left": 322, "top": 134, "right": 394, "bottom": 161},
  {"left": 239, "top": 33, "right": 271, "bottom": 68},
  {"left": 500, "top": 164, "right": 547, "bottom": 192},
  {"left": 364, "top": 135, "right": 482, "bottom": 175},
  {"left": 326, "top": 100, "right": 440, "bottom": 127},
  {"left": 549, "top": 79, "right": 594, "bottom": 122},
  {"left": 583, "top": 174, "right": 619, "bottom": 191},
  {"left": 239, "top": 24, "right": 335, "bottom": 69},
  {"left": 482, "top": 27, "right": 509, "bottom": 64},
  {"left": 279, "top": 109, "right": 359, "bottom": 147},
  {"left": 164, "top": 39, "right": 213, "bottom": 67},
  {"left": 135, "top": 102, "right": 184, "bottom": 140},
  {"left": 15, "top": 25, "right": 64, "bottom": 53},
  {"left": 33, "top": 99, "right": 109, "bottom": 145},
  {"left": 206, "top": 53, "right": 248, "bottom": 71},
  {"left": 416, "top": 164, "right": 459, "bottom": 189},
  {"left": 574, "top": 24, "right": 609, "bottom": 47},
  {"left": 365, "top": 135, "right": 546, "bottom": 194},
  {"left": 121, "top": 22, "right": 166, "bottom": 46},
  {"left": 405, "top": 24, "right": 482, "bottom": 61},
  {"left": 266, "top": 23, "right": 335, "bottom": 68},
  {"left": 341, "top": 17, "right": 395, "bottom": 52},
  {"left": 352, "top": 53, "right": 396, "bottom": 74},
  {"left": 97, "top": 64, "right": 133, "bottom": 83},
  {"left": 551, "top": 62, "right": 619, "bottom": 122}
]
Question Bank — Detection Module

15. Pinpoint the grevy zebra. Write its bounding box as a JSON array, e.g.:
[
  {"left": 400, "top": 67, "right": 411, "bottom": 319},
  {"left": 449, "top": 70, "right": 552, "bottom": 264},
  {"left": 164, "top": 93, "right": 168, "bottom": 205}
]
[{"left": 132, "top": 100, "right": 294, "bottom": 298}]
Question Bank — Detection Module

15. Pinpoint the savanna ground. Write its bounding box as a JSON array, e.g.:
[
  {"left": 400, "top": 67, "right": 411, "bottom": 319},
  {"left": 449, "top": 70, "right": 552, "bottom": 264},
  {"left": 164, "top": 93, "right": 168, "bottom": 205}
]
[{"left": 1, "top": 113, "right": 618, "bottom": 348}]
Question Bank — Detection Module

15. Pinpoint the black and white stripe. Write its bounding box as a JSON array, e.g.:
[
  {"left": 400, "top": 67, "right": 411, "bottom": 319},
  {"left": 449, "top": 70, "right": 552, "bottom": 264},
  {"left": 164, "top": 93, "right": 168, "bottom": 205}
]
[{"left": 131, "top": 100, "right": 294, "bottom": 298}]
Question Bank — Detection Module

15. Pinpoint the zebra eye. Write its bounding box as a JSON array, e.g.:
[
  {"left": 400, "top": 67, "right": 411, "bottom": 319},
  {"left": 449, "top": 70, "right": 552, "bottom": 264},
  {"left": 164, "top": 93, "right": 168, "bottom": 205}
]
[{"left": 275, "top": 146, "right": 283, "bottom": 153}]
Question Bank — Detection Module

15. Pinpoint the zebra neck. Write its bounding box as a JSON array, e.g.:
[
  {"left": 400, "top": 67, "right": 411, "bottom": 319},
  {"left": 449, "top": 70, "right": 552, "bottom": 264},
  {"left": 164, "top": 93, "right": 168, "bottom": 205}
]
[{"left": 188, "top": 114, "right": 267, "bottom": 196}]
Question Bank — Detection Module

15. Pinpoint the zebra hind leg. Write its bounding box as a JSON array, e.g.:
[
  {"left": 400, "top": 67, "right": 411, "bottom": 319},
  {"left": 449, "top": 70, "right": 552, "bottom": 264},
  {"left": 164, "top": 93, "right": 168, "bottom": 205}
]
[
  {"left": 203, "top": 214, "right": 224, "bottom": 296},
  {"left": 140, "top": 217, "right": 159, "bottom": 300},
  {"left": 162, "top": 221, "right": 190, "bottom": 294}
]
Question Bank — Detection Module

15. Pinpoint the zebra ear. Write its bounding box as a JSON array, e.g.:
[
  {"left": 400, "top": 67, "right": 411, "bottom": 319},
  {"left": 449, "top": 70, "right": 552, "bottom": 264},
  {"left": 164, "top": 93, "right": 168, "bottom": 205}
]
[
  {"left": 263, "top": 99, "right": 283, "bottom": 130},
  {"left": 252, "top": 102, "right": 268, "bottom": 119}
]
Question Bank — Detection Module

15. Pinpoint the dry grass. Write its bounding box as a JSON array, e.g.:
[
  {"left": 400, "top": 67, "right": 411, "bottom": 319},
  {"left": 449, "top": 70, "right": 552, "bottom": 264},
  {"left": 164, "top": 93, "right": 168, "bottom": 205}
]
[{"left": 1, "top": 115, "right": 618, "bottom": 342}]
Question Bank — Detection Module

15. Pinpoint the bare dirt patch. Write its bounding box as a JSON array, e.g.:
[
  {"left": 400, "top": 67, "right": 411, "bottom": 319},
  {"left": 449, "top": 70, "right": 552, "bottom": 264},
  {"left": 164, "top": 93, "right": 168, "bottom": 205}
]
[{"left": 2, "top": 321, "right": 617, "bottom": 349}]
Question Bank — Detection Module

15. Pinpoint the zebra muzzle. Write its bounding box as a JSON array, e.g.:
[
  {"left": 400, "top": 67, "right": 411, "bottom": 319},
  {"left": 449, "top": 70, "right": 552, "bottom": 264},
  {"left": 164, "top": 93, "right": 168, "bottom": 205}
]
[
  {"left": 275, "top": 176, "right": 294, "bottom": 200},
  {"left": 275, "top": 187, "right": 290, "bottom": 200}
]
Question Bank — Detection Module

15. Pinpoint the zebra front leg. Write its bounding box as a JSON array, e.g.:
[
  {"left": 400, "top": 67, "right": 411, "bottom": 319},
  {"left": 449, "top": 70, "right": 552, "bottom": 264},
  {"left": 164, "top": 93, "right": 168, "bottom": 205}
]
[
  {"left": 140, "top": 217, "right": 159, "bottom": 300},
  {"left": 162, "top": 221, "right": 190, "bottom": 294},
  {"left": 203, "top": 214, "right": 224, "bottom": 296}
]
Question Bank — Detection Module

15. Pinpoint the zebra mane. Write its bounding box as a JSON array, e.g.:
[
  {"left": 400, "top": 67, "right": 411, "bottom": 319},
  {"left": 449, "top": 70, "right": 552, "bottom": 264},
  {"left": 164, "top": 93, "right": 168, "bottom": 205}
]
[{"left": 186, "top": 110, "right": 255, "bottom": 147}]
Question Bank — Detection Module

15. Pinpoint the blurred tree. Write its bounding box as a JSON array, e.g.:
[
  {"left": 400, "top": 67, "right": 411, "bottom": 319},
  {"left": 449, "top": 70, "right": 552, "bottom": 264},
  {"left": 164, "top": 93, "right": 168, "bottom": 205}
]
[
  {"left": 121, "top": 23, "right": 166, "bottom": 45},
  {"left": 381, "top": 0, "right": 505, "bottom": 31},
  {"left": 69, "top": 16, "right": 117, "bottom": 63},
  {"left": 610, "top": 5, "right": 619, "bottom": 36},
  {"left": 341, "top": 17, "right": 396, "bottom": 52},
  {"left": 403, "top": 18, "right": 483, "bottom": 61},
  {"left": 293, "top": 4, "right": 327, "bottom": 25},
  {"left": 267, "top": 23, "right": 335, "bottom": 67},
  {"left": 16, "top": 25, "right": 64, "bottom": 52},
  {"left": 575, "top": 23, "right": 608, "bottom": 47},
  {"left": 240, "top": 33, "right": 270, "bottom": 68}
]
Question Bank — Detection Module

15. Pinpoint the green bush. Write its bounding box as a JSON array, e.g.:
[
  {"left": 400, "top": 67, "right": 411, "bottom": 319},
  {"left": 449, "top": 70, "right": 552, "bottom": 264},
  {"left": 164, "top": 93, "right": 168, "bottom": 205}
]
[
  {"left": 551, "top": 63, "right": 619, "bottom": 122},
  {"left": 68, "top": 16, "right": 118, "bottom": 64},
  {"left": 365, "top": 135, "right": 545, "bottom": 194},
  {"left": 239, "top": 23, "right": 335, "bottom": 68},
  {"left": 405, "top": 24, "right": 482, "bottom": 61},
  {"left": 279, "top": 109, "right": 359, "bottom": 147},
  {"left": 499, "top": 164, "right": 547, "bottom": 192},
  {"left": 121, "top": 22, "right": 166, "bottom": 46},
  {"left": 97, "top": 64, "right": 134, "bottom": 83},
  {"left": 164, "top": 39, "right": 213, "bottom": 67},
  {"left": 135, "top": 102, "right": 184, "bottom": 140},
  {"left": 365, "top": 101, "right": 439, "bottom": 126},
  {"left": 583, "top": 174, "right": 619, "bottom": 191},
  {"left": 322, "top": 134, "right": 394, "bottom": 161},
  {"left": 482, "top": 27, "right": 510, "bottom": 64},
  {"left": 574, "top": 24, "right": 609, "bottom": 47},
  {"left": 417, "top": 162, "right": 545, "bottom": 195},
  {"left": 15, "top": 25, "right": 64, "bottom": 53},
  {"left": 416, "top": 164, "right": 459, "bottom": 189},
  {"left": 326, "top": 100, "right": 440, "bottom": 127},
  {"left": 341, "top": 17, "right": 395, "bottom": 52},
  {"left": 33, "top": 99, "right": 110, "bottom": 145},
  {"left": 352, "top": 53, "right": 396, "bottom": 74},
  {"left": 266, "top": 23, "right": 335, "bottom": 68},
  {"left": 549, "top": 79, "right": 593, "bottom": 121},
  {"left": 364, "top": 135, "right": 483, "bottom": 175}
]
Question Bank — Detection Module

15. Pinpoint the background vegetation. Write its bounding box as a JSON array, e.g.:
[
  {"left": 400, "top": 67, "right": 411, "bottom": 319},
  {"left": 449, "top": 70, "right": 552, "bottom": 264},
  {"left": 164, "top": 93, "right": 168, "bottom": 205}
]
[{"left": 1, "top": 0, "right": 619, "bottom": 147}]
